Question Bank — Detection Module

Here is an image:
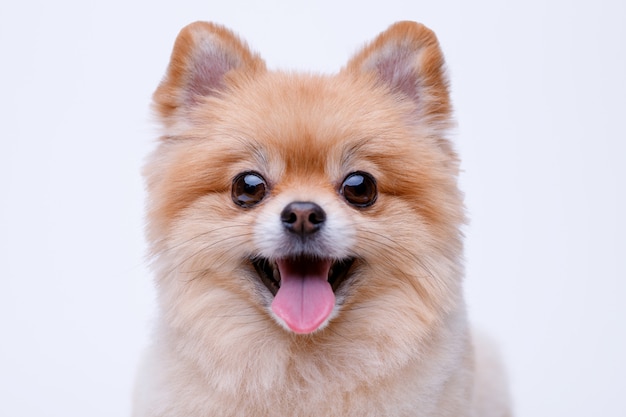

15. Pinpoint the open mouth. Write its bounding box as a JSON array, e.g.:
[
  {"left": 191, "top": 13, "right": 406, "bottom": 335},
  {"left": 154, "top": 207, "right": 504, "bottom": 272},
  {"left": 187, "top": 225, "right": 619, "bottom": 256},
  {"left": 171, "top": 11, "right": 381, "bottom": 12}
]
[
  {"left": 251, "top": 255, "right": 355, "bottom": 333},
  {"left": 252, "top": 256, "right": 355, "bottom": 296}
]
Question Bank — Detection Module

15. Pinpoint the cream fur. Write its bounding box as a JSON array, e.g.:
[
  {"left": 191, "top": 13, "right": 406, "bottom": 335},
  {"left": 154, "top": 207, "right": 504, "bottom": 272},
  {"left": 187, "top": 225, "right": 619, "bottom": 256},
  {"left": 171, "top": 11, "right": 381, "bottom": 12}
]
[{"left": 134, "top": 21, "right": 511, "bottom": 417}]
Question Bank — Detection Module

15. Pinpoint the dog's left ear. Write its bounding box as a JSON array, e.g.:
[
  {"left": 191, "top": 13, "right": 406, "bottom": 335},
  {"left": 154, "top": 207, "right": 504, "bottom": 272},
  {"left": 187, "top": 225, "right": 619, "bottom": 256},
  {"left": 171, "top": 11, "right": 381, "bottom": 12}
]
[{"left": 344, "top": 21, "right": 452, "bottom": 133}]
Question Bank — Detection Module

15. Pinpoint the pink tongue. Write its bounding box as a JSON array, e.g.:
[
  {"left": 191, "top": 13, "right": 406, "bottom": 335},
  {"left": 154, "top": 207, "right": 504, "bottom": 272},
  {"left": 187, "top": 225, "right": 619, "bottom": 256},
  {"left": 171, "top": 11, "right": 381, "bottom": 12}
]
[{"left": 271, "top": 258, "right": 335, "bottom": 334}]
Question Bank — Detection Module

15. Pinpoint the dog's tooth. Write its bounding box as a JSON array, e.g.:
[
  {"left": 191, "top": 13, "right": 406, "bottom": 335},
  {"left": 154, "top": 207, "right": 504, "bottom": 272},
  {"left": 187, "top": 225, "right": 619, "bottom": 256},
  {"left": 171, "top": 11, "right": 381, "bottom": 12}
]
[{"left": 272, "top": 266, "right": 280, "bottom": 281}]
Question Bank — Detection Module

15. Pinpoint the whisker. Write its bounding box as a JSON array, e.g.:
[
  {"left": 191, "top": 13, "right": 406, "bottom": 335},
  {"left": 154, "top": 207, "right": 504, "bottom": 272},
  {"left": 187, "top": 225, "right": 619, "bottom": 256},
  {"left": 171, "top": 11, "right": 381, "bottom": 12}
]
[
  {"left": 157, "top": 223, "right": 252, "bottom": 256},
  {"left": 356, "top": 231, "right": 439, "bottom": 282},
  {"left": 162, "top": 232, "right": 256, "bottom": 279}
]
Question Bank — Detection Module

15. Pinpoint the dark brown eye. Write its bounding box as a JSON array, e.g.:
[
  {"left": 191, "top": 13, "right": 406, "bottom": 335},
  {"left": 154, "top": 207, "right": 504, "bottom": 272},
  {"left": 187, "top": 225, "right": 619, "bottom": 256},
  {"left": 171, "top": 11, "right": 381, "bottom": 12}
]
[
  {"left": 232, "top": 172, "right": 267, "bottom": 208},
  {"left": 340, "top": 171, "right": 377, "bottom": 208}
]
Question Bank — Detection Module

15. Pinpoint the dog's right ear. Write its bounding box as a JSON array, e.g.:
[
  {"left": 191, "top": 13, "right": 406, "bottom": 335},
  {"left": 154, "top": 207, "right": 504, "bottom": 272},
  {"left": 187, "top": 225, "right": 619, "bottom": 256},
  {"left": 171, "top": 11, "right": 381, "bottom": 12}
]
[
  {"left": 343, "top": 22, "right": 452, "bottom": 135},
  {"left": 153, "top": 22, "right": 266, "bottom": 121}
]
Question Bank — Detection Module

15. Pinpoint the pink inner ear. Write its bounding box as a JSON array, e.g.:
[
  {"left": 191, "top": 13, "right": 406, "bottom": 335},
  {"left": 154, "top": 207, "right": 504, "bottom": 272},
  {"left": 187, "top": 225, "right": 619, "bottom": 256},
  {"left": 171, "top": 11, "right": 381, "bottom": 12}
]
[
  {"left": 372, "top": 47, "right": 420, "bottom": 102},
  {"left": 184, "top": 43, "right": 242, "bottom": 106}
]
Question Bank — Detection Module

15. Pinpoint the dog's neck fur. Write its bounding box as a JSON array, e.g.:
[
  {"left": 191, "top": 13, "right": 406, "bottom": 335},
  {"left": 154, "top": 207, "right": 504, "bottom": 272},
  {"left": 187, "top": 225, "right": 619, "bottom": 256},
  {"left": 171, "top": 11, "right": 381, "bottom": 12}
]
[{"left": 138, "top": 305, "right": 472, "bottom": 417}]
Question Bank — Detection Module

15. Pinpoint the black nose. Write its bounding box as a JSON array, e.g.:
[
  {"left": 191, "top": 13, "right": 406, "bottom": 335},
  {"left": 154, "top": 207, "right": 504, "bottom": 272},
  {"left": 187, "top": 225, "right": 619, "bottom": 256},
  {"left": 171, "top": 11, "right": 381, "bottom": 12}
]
[{"left": 280, "top": 202, "right": 326, "bottom": 236}]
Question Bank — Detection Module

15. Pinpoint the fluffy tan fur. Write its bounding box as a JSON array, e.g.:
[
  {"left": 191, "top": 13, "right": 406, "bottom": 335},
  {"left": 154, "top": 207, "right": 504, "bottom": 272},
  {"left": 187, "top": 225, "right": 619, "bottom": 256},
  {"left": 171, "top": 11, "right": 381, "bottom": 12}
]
[{"left": 134, "top": 21, "right": 510, "bottom": 417}]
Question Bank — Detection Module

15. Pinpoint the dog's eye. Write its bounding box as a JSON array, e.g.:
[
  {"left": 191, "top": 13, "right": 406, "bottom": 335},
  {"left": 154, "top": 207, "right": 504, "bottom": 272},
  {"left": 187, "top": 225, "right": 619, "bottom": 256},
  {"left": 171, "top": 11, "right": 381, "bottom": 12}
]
[
  {"left": 340, "top": 172, "right": 377, "bottom": 208},
  {"left": 232, "top": 172, "right": 268, "bottom": 208}
]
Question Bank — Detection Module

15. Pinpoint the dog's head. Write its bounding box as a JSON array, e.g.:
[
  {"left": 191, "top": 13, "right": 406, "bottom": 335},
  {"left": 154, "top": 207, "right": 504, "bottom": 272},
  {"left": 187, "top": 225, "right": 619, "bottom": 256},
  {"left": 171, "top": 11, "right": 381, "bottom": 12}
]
[{"left": 146, "top": 22, "right": 464, "bottom": 346}]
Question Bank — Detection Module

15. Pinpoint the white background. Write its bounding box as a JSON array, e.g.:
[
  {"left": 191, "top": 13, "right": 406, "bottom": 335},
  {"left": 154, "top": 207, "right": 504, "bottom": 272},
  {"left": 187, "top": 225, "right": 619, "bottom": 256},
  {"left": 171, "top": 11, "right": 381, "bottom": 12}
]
[{"left": 1, "top": 1, "right": 624, "bottom": 416}]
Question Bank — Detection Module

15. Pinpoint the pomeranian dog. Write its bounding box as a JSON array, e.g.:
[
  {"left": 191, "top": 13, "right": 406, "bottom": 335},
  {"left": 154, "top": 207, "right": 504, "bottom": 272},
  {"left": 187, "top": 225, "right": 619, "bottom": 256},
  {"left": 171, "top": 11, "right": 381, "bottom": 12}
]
[{"left": 134, "top": 21, "right": 510, "bottom": 417}]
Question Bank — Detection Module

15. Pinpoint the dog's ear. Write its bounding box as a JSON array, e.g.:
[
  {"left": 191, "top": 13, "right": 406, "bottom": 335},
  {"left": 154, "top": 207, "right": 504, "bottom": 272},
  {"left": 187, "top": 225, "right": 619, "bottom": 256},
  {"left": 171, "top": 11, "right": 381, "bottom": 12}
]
[
  {"left": 344, "top": 21, "right": 452, "bottom": 132},
  {"left": 153, "top": 22, "right": 266, "bottom": 120}
]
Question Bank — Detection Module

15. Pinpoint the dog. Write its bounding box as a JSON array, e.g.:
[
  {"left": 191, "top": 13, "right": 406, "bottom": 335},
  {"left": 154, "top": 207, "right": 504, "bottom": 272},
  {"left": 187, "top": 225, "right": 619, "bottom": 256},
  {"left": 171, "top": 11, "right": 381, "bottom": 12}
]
[{"left": 133, "top": 21, "right": 510, "bottom": 417}]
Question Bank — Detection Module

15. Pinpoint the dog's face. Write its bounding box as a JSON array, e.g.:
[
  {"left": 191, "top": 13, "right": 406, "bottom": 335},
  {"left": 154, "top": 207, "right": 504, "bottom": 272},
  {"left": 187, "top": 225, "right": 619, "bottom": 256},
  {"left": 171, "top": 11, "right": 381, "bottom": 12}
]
[{"left": 146, "top": 22, "right": 464, "bottom": 358}]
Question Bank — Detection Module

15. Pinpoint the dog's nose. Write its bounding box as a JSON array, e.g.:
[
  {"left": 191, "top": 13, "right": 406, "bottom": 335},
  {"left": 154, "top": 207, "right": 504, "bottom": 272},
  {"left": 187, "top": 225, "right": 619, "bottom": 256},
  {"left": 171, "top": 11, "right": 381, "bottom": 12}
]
[{"left": 280, "top": 202, "right": 326, "bottom": 236}]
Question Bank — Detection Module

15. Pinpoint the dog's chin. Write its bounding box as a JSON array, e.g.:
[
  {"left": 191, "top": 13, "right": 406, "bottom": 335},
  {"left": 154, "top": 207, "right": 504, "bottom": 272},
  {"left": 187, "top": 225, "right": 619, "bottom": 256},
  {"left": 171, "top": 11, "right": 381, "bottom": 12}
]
[{"left": 251, "top": 256, "right": 355, "bottom": 296}]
